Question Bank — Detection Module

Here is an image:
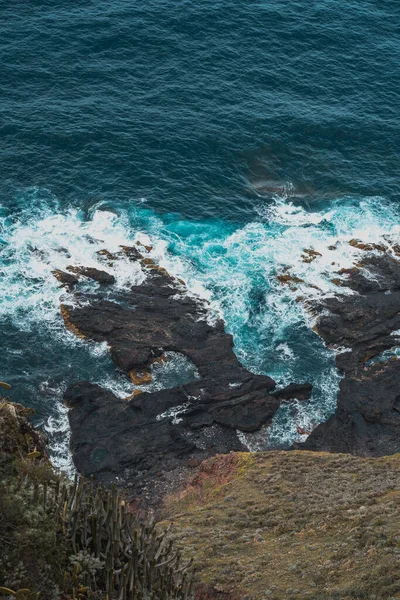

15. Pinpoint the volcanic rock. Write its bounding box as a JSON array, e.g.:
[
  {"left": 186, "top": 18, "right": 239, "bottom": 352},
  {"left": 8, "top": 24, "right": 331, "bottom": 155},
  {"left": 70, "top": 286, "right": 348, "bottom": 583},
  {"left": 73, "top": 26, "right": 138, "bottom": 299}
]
[
  {"left": 298, "top": 253, "right": 400, "bottom": 456},
  {"left": 57, "top": 253, "right": 310, "bottom": 501},
  {"left": 66, "top": 265, "right": 116, "bottom": 285},
  {"left": 52, "top": 269, "right": 80, "bottom": 289},
  {"left": 274, "top": 382, "right": 312, "bottom": 401}
]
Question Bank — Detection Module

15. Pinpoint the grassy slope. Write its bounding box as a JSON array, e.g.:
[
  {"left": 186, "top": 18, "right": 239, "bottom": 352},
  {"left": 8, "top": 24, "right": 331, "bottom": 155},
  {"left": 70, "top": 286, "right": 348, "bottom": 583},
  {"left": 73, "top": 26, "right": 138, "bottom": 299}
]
[{"left": 161, "top": 451, "right": 400, "bottom": 600}]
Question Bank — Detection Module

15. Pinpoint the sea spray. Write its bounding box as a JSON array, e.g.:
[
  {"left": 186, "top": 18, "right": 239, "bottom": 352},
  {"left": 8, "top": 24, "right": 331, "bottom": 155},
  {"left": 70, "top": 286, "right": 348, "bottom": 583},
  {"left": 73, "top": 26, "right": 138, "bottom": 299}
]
[{"left": 2, "top": 191, "right": 400, "bottom": 465}]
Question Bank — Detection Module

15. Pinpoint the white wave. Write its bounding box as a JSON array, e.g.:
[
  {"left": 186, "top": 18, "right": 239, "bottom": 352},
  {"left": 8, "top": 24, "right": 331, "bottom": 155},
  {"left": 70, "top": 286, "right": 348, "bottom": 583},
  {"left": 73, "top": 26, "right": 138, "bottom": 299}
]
[
  {"left": 156, "top": 403, "right": 189, "bottom": 424},
  {"left": 97, "top": 374, "right": 135, "bottom": 399},
  {"left": 39, "top": 380, "right": 75, "bottom": 477},
  {"left": 0, "top": 207, "right": 148, "bottom": 328},
  {"left": 253, "top": 196, "right": 400, "bottom": 300},
  {"left": 2, "top": 193, "right": 400, "bottom": 459},
  {"left": 98, "top": 351, "right": 200, "bottom": 401},
  {"left": 239, "top": 364, "right": 343, "bottom": 451},
  {"left": 275, "top": 343, "right": 295, "bottom": 361},
  {"left": 145, "top": 195, "right": 400, "bottom": 447},
  {"left": 88, "top": 341, "right": 110, "bottom": 357}
]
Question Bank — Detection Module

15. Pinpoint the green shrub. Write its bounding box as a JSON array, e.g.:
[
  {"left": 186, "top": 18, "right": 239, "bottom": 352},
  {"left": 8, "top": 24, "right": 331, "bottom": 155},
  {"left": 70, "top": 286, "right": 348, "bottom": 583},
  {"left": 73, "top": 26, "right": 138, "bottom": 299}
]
[{"left": 0, "top": 399, "right": 194, "bottom": 600}]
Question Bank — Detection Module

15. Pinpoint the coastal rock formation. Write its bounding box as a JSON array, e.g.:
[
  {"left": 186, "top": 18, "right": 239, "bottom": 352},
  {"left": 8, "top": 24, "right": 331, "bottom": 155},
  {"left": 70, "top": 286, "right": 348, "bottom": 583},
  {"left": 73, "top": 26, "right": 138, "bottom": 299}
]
[
  {"left": 58, "top": 247, "right": 310, "bottom": 501},
  {"left": 299, "top": 253, "right": 400, "bottom": 455}
]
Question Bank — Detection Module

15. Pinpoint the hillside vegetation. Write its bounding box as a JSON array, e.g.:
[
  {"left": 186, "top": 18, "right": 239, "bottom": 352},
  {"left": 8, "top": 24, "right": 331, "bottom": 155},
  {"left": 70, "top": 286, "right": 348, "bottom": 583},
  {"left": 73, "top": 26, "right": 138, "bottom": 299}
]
[
  {"left": 2, "top": 391, "right": 400, "bottom": 600},
  {"left": 0, "top": 398, "right": 194, "bottom": 600},
  {"left": 162, "top": 451, "right": 400, "bottom": 600}
]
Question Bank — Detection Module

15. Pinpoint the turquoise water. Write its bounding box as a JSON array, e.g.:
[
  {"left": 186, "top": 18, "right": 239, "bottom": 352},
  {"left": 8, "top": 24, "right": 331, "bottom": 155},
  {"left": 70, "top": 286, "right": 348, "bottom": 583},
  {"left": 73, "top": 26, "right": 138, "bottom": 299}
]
[{"left": 1, "top": 1, "right": 400, "bottom": 468}]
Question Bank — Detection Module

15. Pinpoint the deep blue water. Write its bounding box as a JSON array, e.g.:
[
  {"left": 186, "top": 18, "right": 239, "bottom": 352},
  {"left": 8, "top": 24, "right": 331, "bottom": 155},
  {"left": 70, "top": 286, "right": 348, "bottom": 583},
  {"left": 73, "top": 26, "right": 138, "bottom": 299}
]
[{"left": 1, "top": 1, "right": 400, "bottom": 469}]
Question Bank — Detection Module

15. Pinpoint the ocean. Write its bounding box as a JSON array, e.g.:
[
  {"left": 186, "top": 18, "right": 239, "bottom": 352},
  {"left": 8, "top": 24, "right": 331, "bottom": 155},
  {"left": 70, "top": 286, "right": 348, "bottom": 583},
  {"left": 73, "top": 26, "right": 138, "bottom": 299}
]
[{"left": 1, "top": 0, "right": 399, "bottom": 470}]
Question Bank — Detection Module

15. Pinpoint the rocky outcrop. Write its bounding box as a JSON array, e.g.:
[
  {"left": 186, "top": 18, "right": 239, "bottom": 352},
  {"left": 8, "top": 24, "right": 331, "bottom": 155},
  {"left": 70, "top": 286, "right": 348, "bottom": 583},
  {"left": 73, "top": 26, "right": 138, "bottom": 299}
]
[
  {"left": 53, "top": 266, "right": 116, "bottom": 288},
  {"left": 58, "top": 247, "right": 310, "bottom": 501},
  {"left": 66, "top": 265, "right": 116, "bottom": 285},
  {"left": 298, "top": 253, "right": 400, "bottom": 455},
  {"left": 0, "top": 399, "right": 47, "bottom": 457}
]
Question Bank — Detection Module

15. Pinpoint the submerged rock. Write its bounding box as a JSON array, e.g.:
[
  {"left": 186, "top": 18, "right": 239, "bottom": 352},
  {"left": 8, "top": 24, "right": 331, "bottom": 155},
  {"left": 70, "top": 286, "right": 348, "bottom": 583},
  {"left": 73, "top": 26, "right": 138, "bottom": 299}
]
[
  {"left": 57, "top": 251, "right": 309, "bottom": 501},
  {"left": 274, "top": 382, "right": 312, "bottom": 401}
]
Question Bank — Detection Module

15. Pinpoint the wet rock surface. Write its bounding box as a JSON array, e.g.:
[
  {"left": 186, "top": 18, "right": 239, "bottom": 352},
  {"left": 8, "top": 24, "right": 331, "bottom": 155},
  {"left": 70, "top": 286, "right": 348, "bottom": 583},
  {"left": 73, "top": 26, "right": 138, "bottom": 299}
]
[
  {"left": 57, "top": 247, "right": 309, "bottom": 502},
  {"left": 298, "top": 253, "right": 400, "bottom": 456},
  {"left": 66, "top": 265, "right": 116, "bottom": 285}
]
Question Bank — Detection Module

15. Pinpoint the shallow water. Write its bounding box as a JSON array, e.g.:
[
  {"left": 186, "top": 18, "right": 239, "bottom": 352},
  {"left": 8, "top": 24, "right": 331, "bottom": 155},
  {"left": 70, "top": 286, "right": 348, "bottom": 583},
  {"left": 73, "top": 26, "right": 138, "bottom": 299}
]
[{"left": 1, "top": 1, "right": 399, "bottom": 469}]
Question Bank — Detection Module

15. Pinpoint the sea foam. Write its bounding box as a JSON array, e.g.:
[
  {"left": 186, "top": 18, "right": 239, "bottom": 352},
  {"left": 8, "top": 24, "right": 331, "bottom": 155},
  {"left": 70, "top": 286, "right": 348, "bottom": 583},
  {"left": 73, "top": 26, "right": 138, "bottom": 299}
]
[{"left": 1, "top": 192, "right": 399, "bottom": 465}]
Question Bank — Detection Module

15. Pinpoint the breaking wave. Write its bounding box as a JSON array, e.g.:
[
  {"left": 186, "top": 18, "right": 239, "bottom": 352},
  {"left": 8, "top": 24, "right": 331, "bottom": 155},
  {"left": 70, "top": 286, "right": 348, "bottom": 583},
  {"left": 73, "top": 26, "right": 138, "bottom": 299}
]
[{"left": 1, "top": 190, "right": 399, "bottom": 467}]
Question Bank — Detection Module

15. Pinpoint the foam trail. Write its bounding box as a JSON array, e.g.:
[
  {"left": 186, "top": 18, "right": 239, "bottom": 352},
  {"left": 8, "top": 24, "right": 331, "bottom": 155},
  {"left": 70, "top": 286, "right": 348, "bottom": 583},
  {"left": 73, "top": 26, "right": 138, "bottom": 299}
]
[{"left": 38, "top": 380, "right": 75, "bottom": 477}]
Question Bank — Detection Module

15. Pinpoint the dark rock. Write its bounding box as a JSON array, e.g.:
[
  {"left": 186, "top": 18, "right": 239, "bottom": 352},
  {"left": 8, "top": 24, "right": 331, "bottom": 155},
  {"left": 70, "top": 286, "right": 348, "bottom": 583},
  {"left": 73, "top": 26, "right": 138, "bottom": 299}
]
[
  {"left": 120, "top": 245, "right": 144, "bottom": 261},
  {"left": 110, "top": 344, "right": 155, "bottom": 372},
  {"left": 300, "top": 360, "right": 400, "bottom": 456},
  {"left": 297, "top": 253, "right": 400, "bottom": 456},
  {"left": 66, "top": 381, "right": 246, "bottom": 500},
  {"left": 52, "top": 269, "right": 80, "bottom": 289},
  {"left": 274, "top": 382, "right": 313, "bottom": 401},
  {"left": 96, "top": 249, "right": 119, "bottom": 263},
  {"left": 66, "top": 265, "right": 116, "bottom": 285},
  {"left": 61, "top": 268, "right": 272, "bottom": 383},
  {"left": 58, "top": 254, "right": 310, "bottom": 501}
]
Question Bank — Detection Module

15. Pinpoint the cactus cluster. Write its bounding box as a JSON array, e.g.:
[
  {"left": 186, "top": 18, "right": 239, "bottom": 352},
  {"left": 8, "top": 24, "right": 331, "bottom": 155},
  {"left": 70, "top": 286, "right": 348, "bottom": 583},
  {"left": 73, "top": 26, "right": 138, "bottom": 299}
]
[
  {"left": 0, "top": 588, "right": 39, "bottom": 600},
  {"left": 21, "top": 474, "right": 194, "bottom": 600},
  {"left": 0, "top": 392, "right": 194, "bottom": 599}
]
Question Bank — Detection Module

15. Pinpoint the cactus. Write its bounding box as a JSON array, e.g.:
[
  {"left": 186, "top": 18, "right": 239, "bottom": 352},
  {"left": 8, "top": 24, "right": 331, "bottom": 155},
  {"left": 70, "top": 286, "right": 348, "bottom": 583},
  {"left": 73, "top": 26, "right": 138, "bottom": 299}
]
[
  {"left": 0, "top": 588, "right": 16, "bottom": 596},
  {"left": 18, "top": 475, "right": 194, "bottom": 600},
  {"left": 0, "top": 589, "right": 39, "bottom": 600},
  {"left": 0, "top": 393, "right": 195, "bottom": 599},
  {"left": 26, "top": 448, "right": 41, "bottom": 460}
]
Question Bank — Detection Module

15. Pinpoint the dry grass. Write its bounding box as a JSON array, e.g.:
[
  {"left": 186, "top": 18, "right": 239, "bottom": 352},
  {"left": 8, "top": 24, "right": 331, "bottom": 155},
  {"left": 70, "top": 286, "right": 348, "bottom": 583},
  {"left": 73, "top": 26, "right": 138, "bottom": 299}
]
[{"left": 161, "top": 451, "right": 400, "bottom": 600}]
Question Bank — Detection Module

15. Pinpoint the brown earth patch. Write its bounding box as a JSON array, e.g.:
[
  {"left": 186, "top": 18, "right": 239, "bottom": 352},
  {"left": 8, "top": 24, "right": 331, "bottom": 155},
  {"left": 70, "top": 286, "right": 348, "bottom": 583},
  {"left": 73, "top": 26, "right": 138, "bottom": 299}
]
[
  {"left": 301, "top": 248, "right": 322, "bottom": 263},
  {"left": 60, "top": 304, "right": 87, "bottom": 339}
]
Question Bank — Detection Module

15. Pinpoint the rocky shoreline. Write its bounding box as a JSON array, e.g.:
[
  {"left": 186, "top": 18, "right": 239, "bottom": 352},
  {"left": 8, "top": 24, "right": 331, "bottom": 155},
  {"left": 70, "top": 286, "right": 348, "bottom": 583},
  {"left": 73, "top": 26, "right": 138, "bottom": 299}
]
[
  {"left": 55, "top": 245, "right": 311, "bottom": 502},
  {"left": 3, "top": 238, "right": 400, "bottom": 598},
  {"left": 297, "top": 251, "right": 400, "bottom": 456},
  {"left": 52, "top": 238, "right": 400, "bottom": 501}
]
